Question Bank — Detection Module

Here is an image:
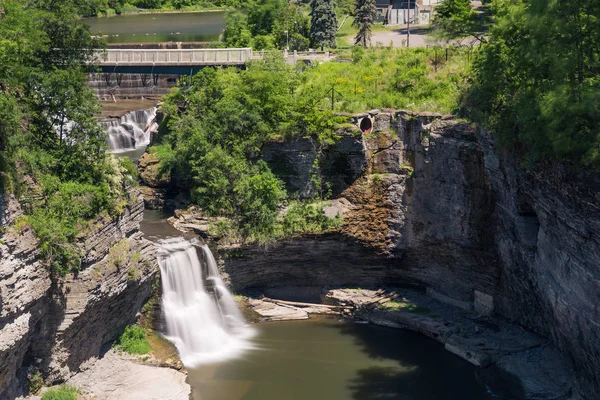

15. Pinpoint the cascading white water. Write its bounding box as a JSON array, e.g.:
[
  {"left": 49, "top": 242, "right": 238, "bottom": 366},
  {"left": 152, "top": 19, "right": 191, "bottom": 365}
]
[
  {"left": 158, "top": 238, "right": 254, "bottom": 367},
  {"left": 102, "top": 107, "right": 158, "bottom": 153}
]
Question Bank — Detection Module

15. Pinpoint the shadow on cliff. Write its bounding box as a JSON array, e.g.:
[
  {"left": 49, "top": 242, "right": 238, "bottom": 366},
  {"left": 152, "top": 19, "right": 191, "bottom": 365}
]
[{"left": 330, "top": 322, "right": 518, "bottom": 400}]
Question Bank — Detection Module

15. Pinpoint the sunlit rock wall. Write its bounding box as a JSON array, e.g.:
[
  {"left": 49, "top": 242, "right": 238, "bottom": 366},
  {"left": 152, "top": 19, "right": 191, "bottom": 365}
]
[{"left": 0, "top": 188, "right": 158, "bottom": 399}]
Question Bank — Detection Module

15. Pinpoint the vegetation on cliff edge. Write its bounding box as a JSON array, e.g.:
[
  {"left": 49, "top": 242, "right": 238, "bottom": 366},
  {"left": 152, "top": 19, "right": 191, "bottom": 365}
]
[
  {"left": 0, "top": 0, "right": 134, "bottom": 274},
  {"left": 151, "top": 49, "right": 463, "bottom": 241},
  {"left": 462, "top": 0, "right": 600, "bottom": 167}
]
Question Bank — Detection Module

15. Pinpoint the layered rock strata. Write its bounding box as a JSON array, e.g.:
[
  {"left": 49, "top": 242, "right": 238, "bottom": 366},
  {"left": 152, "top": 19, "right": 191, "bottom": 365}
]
[{"left": 0, "top": 188, "right": 158, "bottom": 399}]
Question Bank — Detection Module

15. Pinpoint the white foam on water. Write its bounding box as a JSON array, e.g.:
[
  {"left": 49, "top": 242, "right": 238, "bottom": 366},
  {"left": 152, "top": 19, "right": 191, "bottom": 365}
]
[{"left": 102, "top": 107, "right": 158, "bottom": 153}]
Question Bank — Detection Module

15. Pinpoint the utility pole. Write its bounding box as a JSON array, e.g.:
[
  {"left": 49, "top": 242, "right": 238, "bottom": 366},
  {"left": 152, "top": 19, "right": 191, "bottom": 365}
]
[
  {"left": 406, "top": 0, "right": 411, "bottom": 48},
  {"left": 331, "top": 85, "right": 335, "bottom": 110}
]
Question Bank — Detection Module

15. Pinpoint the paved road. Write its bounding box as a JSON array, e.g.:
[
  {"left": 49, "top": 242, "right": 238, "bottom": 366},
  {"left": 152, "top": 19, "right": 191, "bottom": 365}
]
[
  {"left": 346, "top": 25, "right": 438, "bottom": 48},
  {"left": 370, "top": 26, "right": 434, "bottom": 48}
]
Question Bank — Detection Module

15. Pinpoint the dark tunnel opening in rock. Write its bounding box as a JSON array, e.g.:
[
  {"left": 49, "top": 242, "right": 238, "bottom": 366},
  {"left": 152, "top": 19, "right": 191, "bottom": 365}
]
[{"left": 360, "top": 117, "right": 373, "bottom": 134}]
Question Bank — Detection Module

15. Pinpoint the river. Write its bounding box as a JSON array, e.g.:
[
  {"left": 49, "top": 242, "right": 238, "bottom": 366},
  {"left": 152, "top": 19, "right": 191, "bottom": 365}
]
[{"left": 85, "top": 11, "right": 226, "bottom": 43}]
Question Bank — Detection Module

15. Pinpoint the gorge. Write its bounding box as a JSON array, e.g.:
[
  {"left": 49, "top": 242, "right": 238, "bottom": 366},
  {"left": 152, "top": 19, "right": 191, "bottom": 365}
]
[
  {"left": 149, "top": 110, "right": 598, "bottom": 400},
  {"left": 2, "top": 0, "right": 598, "bottom": 398},
  {"left": 1, "top": 105, "right": 598, "bottom": 400}
]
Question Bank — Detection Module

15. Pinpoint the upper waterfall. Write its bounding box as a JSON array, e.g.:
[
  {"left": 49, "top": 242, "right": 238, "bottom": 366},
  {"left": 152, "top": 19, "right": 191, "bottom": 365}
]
[
  {"left": 101, "top": 107, "right": 158, "bottom": 153},
  {"left": 158, "top": 238, "right": 254, "bottom": 367}
]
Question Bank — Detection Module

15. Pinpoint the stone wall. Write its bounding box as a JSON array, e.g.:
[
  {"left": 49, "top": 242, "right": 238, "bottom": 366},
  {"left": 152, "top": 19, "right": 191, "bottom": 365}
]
[
  {"left": 223, "top": 111, "right": 600, "bottom": 399},
  {"left": 0, "top": 188, "right": 158, "bottom": 399}
]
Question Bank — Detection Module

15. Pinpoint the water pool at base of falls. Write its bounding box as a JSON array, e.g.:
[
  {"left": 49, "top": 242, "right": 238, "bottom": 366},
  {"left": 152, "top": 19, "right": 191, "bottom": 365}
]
[
  {"left": 186, "top": 316, "right": 499, "bottom": 400},
  {"left": 152, "top": 227, "right": 500, "bottom": 400}
]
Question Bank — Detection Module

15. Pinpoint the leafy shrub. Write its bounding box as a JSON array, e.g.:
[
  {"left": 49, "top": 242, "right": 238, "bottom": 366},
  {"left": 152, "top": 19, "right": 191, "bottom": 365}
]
[
  {"left": 282, "top": 201, "right": 341, "bottom": 236},
  {"left": 41, "top": 385, "right": 79, "bottom": 400},
  {"left": 115, "top": 325, "right": 152, "bottom": 355},
  {"left": 119, "top": 157, "right": 138, "bottom": 186},
  {"left": 27, "top": 367, "right": 44, "bottom": 395},
  {"left": 26, "top": 177, "right": 116, "bottom": 274}
]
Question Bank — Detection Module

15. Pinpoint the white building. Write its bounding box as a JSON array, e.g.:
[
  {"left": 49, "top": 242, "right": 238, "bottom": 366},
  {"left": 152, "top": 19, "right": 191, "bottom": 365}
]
[{"left": 375, "top": 0, "right": 442, "bottom": 25}]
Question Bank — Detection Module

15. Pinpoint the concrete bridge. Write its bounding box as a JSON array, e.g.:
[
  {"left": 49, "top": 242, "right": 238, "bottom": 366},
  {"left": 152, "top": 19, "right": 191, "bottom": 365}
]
[{"left": 95, "top": 48, "right": 333, "bottom": 74}]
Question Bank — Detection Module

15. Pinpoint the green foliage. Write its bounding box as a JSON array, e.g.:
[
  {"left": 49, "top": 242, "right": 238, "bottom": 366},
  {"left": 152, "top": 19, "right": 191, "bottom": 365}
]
[
  {"left": 351, "top": 45, "right": 365, "bottom": 62},
  {"left": 156, "top": 56, "right": 298, "bottom": 238},
  {"left": 223, "top": 11, "right": 252, "bottom": 47},
  {"left": 41, "top": 385, "right": 79, "bottom": 400},
  {"left": 157, "top": 46, "right": 469, "bottom": 241},
  {"left": 252, "top": 34, "right": 276, "bottom": 50},
  {"left": 310, "top": 0, "right": 338, "bottom": 49},
  {"left": 352, "top": 0, "right": 377, "bottom": 46},
  {"left": 28, "top": 367, "right": 44, "bottom": 395},
  {"left": 247, "top": 0, "right": 283, "bottom": 36},
  {"left": 282, "top": 201, "right": 341, "bottom": 236},
  {"left": 115, "top": 325, "right": 152, "bottom": 355},
  {"left": 119, "top": 156, "right": 139, "bottom": 186},
  {"left": 300, "top": 47, "right": 471, "bottom": 113},
  {"left": 0, "top": 1, "right": 139, "bottom": 275},
  {"left": 378, "top": 300, "right": 430, "bottom": 314},
  {"left": 132, "top": 0, "right": 166, "bottom": 8},
  {"left": 26, "top": 176, "right": 115, "bottom": 275},
  {"left": 432, "top": 0, "right": 480, "bottom": 41},
  {"left": 465, "top": 0, "right": 600, "bottom": 166},
  {"left": 272, "top": 4, "right": 311, "bottom": 51},
  {"left": 223, "top": 2, "right": 311, "bottom": 51}
]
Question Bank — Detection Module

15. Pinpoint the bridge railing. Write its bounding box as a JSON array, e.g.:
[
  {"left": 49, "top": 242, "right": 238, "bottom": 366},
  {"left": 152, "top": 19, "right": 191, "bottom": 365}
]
[{"left": 96, "top": 48, "right": 254, "bottom": 65}]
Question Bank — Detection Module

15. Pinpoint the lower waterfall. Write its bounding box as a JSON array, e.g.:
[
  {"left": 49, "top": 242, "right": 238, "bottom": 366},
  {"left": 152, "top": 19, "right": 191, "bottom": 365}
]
[
  {"left": 158, "top": 238, "right": 254, "bottom": 367},
  {"left": 102, "top": 107, "right": 158, "bottom": 152}
]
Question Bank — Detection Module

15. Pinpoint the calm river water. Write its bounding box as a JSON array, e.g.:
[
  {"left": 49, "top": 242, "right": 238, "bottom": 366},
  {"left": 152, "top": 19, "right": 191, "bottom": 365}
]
[
  {"left": 85, "top": 12, "right": 226, "bottom": 43},
  {"left": 187, "top": 317, "right": 498, "bottom": 400}
]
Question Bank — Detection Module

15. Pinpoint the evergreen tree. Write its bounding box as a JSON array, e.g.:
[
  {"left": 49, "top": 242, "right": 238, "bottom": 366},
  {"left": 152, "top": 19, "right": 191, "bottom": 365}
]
[
  {"left": 309, "top": 0, "right": 338, "bottom": 50},
  {"left": 352, "top": 0, "right": 377, "bottom": 46}
]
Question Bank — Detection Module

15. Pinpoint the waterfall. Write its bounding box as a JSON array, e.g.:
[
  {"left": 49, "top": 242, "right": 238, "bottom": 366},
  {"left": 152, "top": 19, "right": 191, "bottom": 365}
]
[
  {"left": 158, "top": 238, "right": 254, "bottom": 367},
  {"left": 101, "top": 107, "right": 158, "bottom": 153}
]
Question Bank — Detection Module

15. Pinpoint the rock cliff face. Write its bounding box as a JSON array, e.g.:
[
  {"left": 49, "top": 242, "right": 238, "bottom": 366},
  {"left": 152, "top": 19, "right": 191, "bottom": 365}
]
[
  {"left": 226, "top": 111, "right": 600, "bottom": 399},
  {"left": 482, "top": 139, "right": 600, "bottom": 400},
  {"left": 0, "top": 188, "right": 157, "bottom": 399},
  {"left": 262, "top": 128, "right": 367, "bottom": 198}
]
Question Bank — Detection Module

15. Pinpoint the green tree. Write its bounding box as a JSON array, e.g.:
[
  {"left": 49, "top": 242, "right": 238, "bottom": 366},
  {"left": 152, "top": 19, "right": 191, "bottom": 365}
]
[
  {"left": 432, "top": 0, "right": 481, "bottom": 42},
  {"left": 223, "top": 11, "right": 253, "bottom": 47},
  {"left": 0, "top": 0, "right": 135, "bottom": 274},
  {"left": 272, "top": 4, "right": 311, "bottom": 51},
  {"left": 309, "top": 0, "right": 338, "bottom": 50},
  {"left": 156, "top": 55, "right": 298, "bottom": 237},
  {"left": 465, "top": 0, "right": 600, "bottom": 166},
  {"left": 132, "top": 0, "right": 165, "bottom": 9},
  {"left": 352, "top": 0, "right": 377, "bottom": 46},
  {"left": 247, "top": 0, "right": 283, "bottom": 36}
]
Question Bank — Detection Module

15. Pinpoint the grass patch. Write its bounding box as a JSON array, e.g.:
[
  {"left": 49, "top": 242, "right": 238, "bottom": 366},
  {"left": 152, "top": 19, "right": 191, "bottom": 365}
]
[
  {"left": 41, "top": 385, "right": 79, "bottom": 400},
  {"left": 378, "top": 300, "right": 430, "bottom": 314},
  {"left": 302, "top": 46, "right": 472, "bottom": 114},
  {"left": 115, "top": 325, "right": 152, "bottom": 355}
]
